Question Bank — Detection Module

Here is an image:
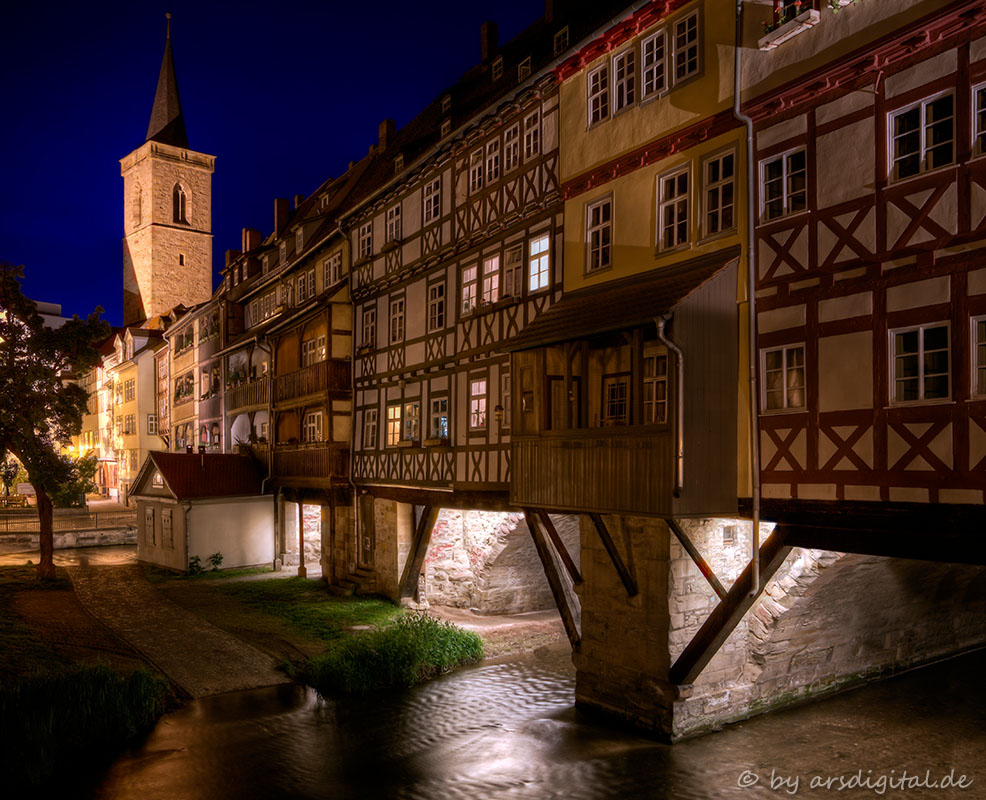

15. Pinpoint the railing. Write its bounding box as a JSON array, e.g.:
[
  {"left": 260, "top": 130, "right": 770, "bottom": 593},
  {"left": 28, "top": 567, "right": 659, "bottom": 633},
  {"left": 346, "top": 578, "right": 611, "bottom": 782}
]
[
  {"left": 226, "top": 376, "right": 270, "bottom": 411},
  {"left": 273, "top": 443, "right": 348, "bottom": 480},
  {"left": 511, "top": 429, "right": 673, "bottom": 516},
  {"left": 274, "top": 360, "right": 350, "bottom": 404},
  {"left": 0, "top": 511, "right": 137, "bottom": 534}
]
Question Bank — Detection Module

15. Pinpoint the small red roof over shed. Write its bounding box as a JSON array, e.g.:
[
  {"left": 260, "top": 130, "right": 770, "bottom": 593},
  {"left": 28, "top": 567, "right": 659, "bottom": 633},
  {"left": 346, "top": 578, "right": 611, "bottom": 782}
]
[{"left": 131, "top": 452, "right": 265, "bottom": 500}]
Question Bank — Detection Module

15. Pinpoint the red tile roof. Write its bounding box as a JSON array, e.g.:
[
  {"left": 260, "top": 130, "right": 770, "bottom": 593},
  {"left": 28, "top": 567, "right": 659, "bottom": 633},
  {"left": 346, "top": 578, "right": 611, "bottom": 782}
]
[{"left": 146, "top": 452, "right": 264, "bottom": 500}]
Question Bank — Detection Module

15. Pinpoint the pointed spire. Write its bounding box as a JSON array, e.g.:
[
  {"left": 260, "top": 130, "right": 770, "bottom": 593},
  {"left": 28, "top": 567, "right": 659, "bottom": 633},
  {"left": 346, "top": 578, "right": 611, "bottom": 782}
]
[{"left": 146, "top": 12, "right": 189, "bottom": 148}]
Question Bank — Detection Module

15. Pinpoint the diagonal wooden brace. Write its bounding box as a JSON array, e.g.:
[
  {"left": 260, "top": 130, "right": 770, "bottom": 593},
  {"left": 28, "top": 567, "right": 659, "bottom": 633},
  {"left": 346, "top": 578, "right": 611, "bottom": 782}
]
[
  {"left": 666, "top": 518, "right": 728, "bottom": 601},
  {"left": 588, "top": 513, "right": 638, "bottom": 597},
  {"left": 670, "top": 525, "right": 791, "bottom": 685},
  {"left": 537, "top": 510, "right": 582, "bottom": 586},
  {"left": 398, "top": 505, "right": 439, "bottom": 599},
  {"left": 525, "top": 511, "right": 581, "bottom": 651}
]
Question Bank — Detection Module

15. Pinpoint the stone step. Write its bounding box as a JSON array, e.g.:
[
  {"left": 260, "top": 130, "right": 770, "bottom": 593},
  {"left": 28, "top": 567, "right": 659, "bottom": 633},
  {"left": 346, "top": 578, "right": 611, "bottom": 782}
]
[{"left": 328, "top": 582, "right": 355, "bottom": 597}]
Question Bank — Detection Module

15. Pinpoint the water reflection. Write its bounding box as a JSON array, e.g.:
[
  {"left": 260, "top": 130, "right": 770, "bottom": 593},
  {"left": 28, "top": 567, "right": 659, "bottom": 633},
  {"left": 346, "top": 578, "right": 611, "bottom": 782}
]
[{"left": 86, "top": 646, "right": 986, "bottom": 799}]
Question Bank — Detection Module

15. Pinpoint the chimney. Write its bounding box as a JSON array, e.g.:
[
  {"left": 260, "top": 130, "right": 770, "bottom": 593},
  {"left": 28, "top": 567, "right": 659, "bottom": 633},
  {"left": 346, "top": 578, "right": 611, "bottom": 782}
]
[
  {"left": 545, "top": 0, "right": 561, "bottom": 23},
  {"left": 242, "top": 227, "right": 261, "bottom": 252},
  {"left": 378, "top": 119, "right": 396, "bottom": 150},
  {"left": 225, "top": 249, "right": 241, "bottom": 267},
  {"left": 294, "top": 193, "right": 305, "bottom": 209},
  {"left": 274, "top": 197, "right": 290, "bottom": 234},
  {"left": 481, "top": 20, "right": 498, "bottom": 62}
]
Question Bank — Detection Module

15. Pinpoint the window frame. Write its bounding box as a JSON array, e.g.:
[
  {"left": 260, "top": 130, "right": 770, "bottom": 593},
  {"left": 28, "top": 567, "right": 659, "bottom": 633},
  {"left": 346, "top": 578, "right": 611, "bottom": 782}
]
[
  {"left": 402, "top": 400, "right": 421, "bottom": 443},
  {"left": 612, "top": 48, "right": 636, "bottom": 115},
  {"left": 502, "top": 245, "right": 524, "bottom": 299},
  {"left": 461, "top": 264, "right": 478, "bottom": 315},
  {"left": 528, "top": 233, "right": 551, "bottom": 293},
  {"left": 389, "top": 295, "right": 405, "bottom": 345},
  {"left": 760, "top": 343, "right": 807, "bottom": 414},
  {"left": 430, "top": 397, "right": 449, "bottom": 440},
  {"left": 643, "top": 350, "right": 669, "bottom": 424},
  {"left": 482, "top": 254, "right": 500, "bottom": 305},
  {"left": 504, "top": 124, "right": 520, "bottom": 172},
  {"left": 641, "top": 29, "right": 667, "bottom": 101},
  {"left": 888, "top": 91, "right": 955, "bottom": 182},
  {"left": 587, "top": 63, "right": 610, "bottom": 127},
  {"left": 361, "top": 306, "right": 376, "bottom": 348},
  {"left": 759, "top": 147, "right": 807, "bottom": 222},
  {"left": 324, "top": 252, "right": 343, "bottom": 287},
  {"left": 973, "top": 316, "right": 986, "bottom": 398},
  {"left": 469, "top": 378, "right": 488, "bottom": 430},
  {"left": 486, "top": 139, "right": 501, "bottom": 184},
  {"left": 386, "top": 203, "right": 402, "bottom": 242},
  {"left": 427, "top": 281, "right": 446, "bottom": 332},
  {"left": 702, "top": 149, "right": 737, "bottom": 239},
  {"left": 657, "top": 165, "right": 691, "bottom": 251},
  {"left": 671, "top": 9, "right": 701, "bottom": 85},
  {"left": 423, "top": 178, "right": 441, "bottom": 224},
  {"left": 586, "top": 195, "right": 614, "bottom": 274},
  {"left": 357, "top": 222, "right": 372, "bottom": 260},
  {"left": 889, "top": 322, "right": 951, "bottom": 405},
  {"left": 363, "top": 408, "right": 378, "bottom": 450},
  {"left": 523, "top": 110, "right": 541, "bottom": 161},
  {"left": 386, "top": 404, "right": 402, "bottom": 447}
]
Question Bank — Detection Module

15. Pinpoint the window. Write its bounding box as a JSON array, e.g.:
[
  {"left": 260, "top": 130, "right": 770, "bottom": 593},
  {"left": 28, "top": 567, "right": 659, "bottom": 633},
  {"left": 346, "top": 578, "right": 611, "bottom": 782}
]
[
  {"left": 504, "top": 125, "right": 520, "bottom": 171},
  {"left": 889, "top": 93, "right": 954, "bottom": 180},
  {"left": 442, "top": 94, "right": 451, "bottom": 114},
  {"left": 586, "top": 197, "right": 613, "bottom": 272},
  {"left": 528, "top": 234, "right": 550, "bottom": 292},
  {"left": 658, "top": 168, "right": 690, "bottom": 250},
  {"left": 362, "top": 307, "right": 376, "bottom": 347},
  {"left": 502, "top": 370, "right": 512, "bottom": 429},
  {"left": 430, "top": 398, "right": 448, "bottom": 439},
  {"left": 492, "top": 56, "right": 503, "bottom": 81},
  {"left": 524, "top": 111, "right": 540, "bottom": 160},
  {"left": 441, "top": 118, "right": 452, "bottom": 138},
  {"left": 389, "top": 296, "right": 405, "bottom": 344},
  {"left": 297, "top": 269, "right": 315, "bottom": 303},
  {"left": 762, "top": 344, "right": 806, "bottom": 411},
  {"left": 462, "top": 265, "right": 478, "bottom": 314},
  {"left": 613, "top": 50, "right": 636, "bottom": 113},
  {"left": 722, "top": 525, "right": 736, "bottom": 545},
  {"left": 761, "top": 149, "right": 806, "bottom": 221},
  {"left": 588, "top": 64, "right": 609, "bottom": 126},
  {"left": 386, "top": 404, "right": 402, "bottom": 446},
  {"left": 672, "top": 11, "right": 700, "bottom": 83},
  {"left": 124, "top": 414, "right": 136, "bottom": 435},
  {"left": 124, "top": 379, "right": 135, "bottom": 402},
  {"left": 643, "top": 353, "right": 668, "bottom": 423},
  {"left": 152, "top": 471, "right": 163, "bottom": 488},
  {"left": 428, "top": 282, "right": 445, "bottom": 331},
  {"left": 482, "top": 255, "right": 500, "bottom": 305},
  {"left": 554, "top": 26, "right": 569, "bottom": 56},
  {"left": 363, "top": 408, "right": 378, "bottom": 449},
  {"left": 502, "top": 245, "right": 523, "bottom": 298},
  {"left": 178, "top": 253, "right": 185, "bottom": 266},
  {"left": 891, "top": 324, "right": 950, "bottom": 403},
  {"left": 144, "top": 507, "right": 155, "bottom": 545},
  {"left": 603, "top": 377, "right": 629, "bottom": 424},
  {"left": 704, "top": 151, "right": 735, "bottom": 236},
  {"left": 518, "top": 57, "right": 531, "bottom": 83},
  {"left": 279, "top": 241, "right": 287, "bottom": 263},
  {"left": 147, "top": 414, "right": 158, "bottom": 435},
  {"left": 469, "top": 149, "right": 484, "bottom": 194},
  {"left": 974, "top": 84, "right": 986, "bottom": 156},
  {"left": 296, "top": 229, "right": 304, "bottom": 253},
  {"left": 975, "top": 317, "right": 986, "bottom": 396},
  {"left": 302, "top": 338, "right": 318, "bottom": 367},
  {"left": 324, "top": 252, "right": 343, "bottom": 287},
  {"left": 486, "top": 139, "right": 501, "bottom": 184},
  {"left": 403, "top": 401, "right": 420, "bottom": 442},
  {"left": 386, "top": 204, "right": 402, "bottom": 242},
  {"left": 394, "top": 154, "right": 404, "bottom": 174},
  {"left": 279, "top": 283, "right": 293, "bottom": 308},
  {"left": 358, "top": 222, "right": 372, "bottom": 260},
  {"left": 641, "top": 31, "right": 666, "bottom": 99},
  {"left": 172, "top": 184, "right": 187, "bottom": 224},
  {"left": 423, "top": 178, "right": 441, "bottom": 224},
  {"left": 303, "top": 411, "right": 323, "bottom": 443},
  {"left": 470, "top": 379, "right": 487, "bottom": 429}
]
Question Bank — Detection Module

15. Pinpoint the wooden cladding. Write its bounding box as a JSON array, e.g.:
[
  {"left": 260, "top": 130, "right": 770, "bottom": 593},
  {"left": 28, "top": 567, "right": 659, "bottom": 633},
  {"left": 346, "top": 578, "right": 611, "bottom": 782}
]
[
  {"left": 273, "top": 442, "right": 348, "bottom": 480},
  {"left": 225, "top": 377, "right": 270, "bottom": 412},
  {"left": 511, "top": 431, "right": 673, "bottom": 515},
  {"left": 274, "top": 359, "right": 350, "bottom": 404}
]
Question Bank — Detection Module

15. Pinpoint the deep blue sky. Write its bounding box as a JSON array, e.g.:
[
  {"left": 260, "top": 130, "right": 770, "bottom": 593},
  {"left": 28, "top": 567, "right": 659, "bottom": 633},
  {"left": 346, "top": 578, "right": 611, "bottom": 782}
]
[{"left": 1, "top": 1, "right": 541, "bottom": 326}]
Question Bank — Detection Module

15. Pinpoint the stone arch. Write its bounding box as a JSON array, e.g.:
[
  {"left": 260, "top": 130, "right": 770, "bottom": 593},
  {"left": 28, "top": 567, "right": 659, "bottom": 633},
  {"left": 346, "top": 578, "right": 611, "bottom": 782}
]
[
  {"left": 172, "top": 183, "right": 188, "bottom": 225},
  {"left": 131, "top": 181, "right": 142, "bottom": 228}
]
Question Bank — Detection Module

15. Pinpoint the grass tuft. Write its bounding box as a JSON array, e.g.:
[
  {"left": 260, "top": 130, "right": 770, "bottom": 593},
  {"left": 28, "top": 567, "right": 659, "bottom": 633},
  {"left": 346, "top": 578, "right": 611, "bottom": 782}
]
[{"left": 301, "top": 612, "right": 483, "bottom": 694}]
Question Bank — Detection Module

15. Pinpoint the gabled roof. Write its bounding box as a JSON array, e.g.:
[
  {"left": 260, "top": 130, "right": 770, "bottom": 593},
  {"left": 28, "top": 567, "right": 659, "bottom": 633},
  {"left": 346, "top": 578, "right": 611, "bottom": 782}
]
[
  {"left": 131, "top": 452, "right": 265, "bottom": 500},
  {"left": 146, "top": 17, "right": 189, "bottom": 149},
  {"left": 505, "top": 245, "right": 742, "bottom": 352}
]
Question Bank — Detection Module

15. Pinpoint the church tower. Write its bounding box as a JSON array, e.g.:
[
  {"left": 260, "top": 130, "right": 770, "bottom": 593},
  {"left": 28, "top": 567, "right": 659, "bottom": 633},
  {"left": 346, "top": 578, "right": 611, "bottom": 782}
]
[{"left": 120, "top": 15, "right": 214, "bottom": 326}]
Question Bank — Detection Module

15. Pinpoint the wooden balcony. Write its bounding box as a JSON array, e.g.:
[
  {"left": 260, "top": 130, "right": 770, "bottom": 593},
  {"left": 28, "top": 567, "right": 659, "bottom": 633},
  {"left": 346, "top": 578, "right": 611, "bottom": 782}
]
[
  {"left": 273, "top": 442, "right": 348, "bottom": 483},
  {"left": 511, "top": 429, "right": 673, "bottom": 516},
  {"left": 274, "top": 359, "right": 350, "bottom": 404},
  {"left": 225, "top": 377, "right": 270, "bottom": 412}
]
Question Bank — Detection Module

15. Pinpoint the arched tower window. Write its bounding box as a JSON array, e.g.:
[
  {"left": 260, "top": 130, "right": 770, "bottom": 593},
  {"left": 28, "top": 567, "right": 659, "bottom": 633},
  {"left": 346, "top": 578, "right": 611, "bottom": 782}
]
[
  {"left": 173, "top": 184, "right": 188, "bottom": 224},
  {"left": 131, "top": 183, "right": 142, "bottom": 227}
]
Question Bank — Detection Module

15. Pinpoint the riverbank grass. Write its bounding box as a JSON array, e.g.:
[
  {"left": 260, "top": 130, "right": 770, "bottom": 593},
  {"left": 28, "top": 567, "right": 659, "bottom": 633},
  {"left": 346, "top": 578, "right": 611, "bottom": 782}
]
[{"left": 301, "top": 612, "right": 484, "bottom": 694}]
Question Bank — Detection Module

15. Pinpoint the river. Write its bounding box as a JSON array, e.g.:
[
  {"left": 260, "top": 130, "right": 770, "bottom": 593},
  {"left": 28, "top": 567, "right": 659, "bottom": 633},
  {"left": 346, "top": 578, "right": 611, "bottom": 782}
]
[{"left": 83, "top": 644, "right": 985, "bottom": 800}]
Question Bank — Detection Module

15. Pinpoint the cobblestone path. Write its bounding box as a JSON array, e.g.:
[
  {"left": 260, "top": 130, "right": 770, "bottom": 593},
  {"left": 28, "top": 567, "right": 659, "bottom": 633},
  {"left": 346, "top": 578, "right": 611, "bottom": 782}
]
[{"left": 68, "top": 562, "right": 289, "bottom": 698}]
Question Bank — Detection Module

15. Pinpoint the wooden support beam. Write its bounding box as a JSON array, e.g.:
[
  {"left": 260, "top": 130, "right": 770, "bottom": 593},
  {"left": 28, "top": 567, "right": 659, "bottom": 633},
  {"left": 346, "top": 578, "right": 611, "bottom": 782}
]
[
  {"left": 666, "top": 518, "right": 728, "bottom": 601},
  {"left": 525, "top": 511, "right": 581, "bottom": 652},
  {"left": 588, "top": 513, "right": 638, "bottom": 597},
  {"left": 398, "top": 505, "right": 439, "bottom": 599},
  {"left": 670, "top": 526, "right": 791, "bottom": 685},
  {"left": 537, "top": 510, "right": 582, "bottom": 586}
]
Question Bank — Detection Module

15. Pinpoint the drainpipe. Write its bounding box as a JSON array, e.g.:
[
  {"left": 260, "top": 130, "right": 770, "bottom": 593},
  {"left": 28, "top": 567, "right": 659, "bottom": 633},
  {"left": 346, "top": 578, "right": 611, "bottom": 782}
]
[
  {"left": 734, "top": 1, "right": 762, "bottom": 595},
  {"left": 344, "top": 228, "right": 361, "bottom": 581},
  {"left": 656, "top": 316, "right": 684, "bottom": 497}
]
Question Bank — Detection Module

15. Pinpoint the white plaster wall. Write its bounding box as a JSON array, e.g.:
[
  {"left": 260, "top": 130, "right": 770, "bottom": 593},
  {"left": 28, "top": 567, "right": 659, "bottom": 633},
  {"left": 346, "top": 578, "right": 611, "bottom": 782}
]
[{"left": 187, "top": 497, "right": 274, "bottom": 569}]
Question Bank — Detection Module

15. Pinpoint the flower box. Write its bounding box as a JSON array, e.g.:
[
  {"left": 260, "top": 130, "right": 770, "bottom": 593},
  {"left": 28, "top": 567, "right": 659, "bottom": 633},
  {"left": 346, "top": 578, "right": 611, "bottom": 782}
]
[{"left": 758, "top": 8, "right": 821, "bottom": 51}]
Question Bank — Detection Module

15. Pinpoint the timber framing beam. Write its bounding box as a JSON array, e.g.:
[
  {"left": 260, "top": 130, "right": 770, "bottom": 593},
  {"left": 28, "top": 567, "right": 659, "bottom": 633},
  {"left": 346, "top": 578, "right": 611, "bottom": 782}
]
[
  {"left": 670, "top": 526, "right": 792, "bottom": 686},
  {"left": 398, "top": 505, "right": 439, "bottom": 599},
  {"left": 666, "top": 518, "right": 728, "bottom": 601},
  {"left": 525, "top": 511, "right": 581, "bottom": 652},
  {"left": 537, "top": 510, "right": 582, "bottom": 586},
  {"left": 587, "top": 513, "right": 638, "bottom": 597}
]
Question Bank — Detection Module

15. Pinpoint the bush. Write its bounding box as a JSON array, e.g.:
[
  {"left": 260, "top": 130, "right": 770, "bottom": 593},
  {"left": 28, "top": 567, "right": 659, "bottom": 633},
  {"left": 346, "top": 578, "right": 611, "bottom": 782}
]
[
  {"left": 0, "top": 663, "right": 168, "bottom": 789},
  {"left": 302, "top": 613, "right": 483, "bottom": 694}
]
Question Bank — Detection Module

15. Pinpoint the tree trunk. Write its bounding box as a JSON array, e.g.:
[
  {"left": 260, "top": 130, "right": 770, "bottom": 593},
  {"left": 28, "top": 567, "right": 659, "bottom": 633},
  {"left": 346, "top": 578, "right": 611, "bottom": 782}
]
[{"left": 36, "top": 487, "right": 56, "bottom": 581}]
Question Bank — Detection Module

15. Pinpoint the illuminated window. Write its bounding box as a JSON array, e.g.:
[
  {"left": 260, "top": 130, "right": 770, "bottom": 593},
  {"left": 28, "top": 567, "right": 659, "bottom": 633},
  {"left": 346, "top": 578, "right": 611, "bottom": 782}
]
[
  {"left": 386, "top": 404, "right": 402, "bottom": 446},
  {"left": 891, "top": 324, "right": 949, "bottom": 404},
  {"left": 430, "top": 398, "right": 448, "bottom": 439},
  {"left": 470, "top": 379, "right": 487, "bottom": 429},
  {"left": 461, "top": 265, "right": 478, "bottom": 315},
  {"left": 302, "top": 410, "right": 323, "bottom": 443},
  {"left": 482, "top": 255, "right": 500, "bottom": 305},
  {"left": 403, "top": 401, "right": 420, "bottom": 442},
  {"left": 528, "top": 234, "right": 550, "bottom": 292},
  {"left": 762, "top": 344, "right": 806, "bottom": 411}
]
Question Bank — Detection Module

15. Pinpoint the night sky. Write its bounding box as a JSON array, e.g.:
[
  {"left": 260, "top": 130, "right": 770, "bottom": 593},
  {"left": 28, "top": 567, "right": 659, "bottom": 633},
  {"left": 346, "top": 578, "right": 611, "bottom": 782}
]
[{"left": 1, "top": 0, "right": 541, "bottom": 326}]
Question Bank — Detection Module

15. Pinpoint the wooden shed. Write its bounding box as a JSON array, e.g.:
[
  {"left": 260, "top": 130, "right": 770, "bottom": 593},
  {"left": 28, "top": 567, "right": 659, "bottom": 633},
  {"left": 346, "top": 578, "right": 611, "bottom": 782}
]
[{"left": 129, "top": 452, "right": 273, "bottom": 572}]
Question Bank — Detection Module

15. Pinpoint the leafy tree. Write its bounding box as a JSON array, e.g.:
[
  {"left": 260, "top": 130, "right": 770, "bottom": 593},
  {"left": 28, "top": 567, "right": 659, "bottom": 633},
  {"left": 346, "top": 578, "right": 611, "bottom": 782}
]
[
  {"left": 0, "top": 263, "right": 109, "bottom": 579},
  {"left": 50, "top": 451, "right": 99, "bottom": 508},
  {"left": 0, "top": 455, "right": 18, "bottom": 496}
]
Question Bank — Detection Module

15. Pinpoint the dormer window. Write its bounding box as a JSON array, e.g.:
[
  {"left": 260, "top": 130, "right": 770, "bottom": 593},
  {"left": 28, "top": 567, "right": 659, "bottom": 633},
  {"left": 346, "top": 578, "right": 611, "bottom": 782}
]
[
  {"left": 172, "top": 184, "right": 188, "bottom": 224},
  {"left": 262, "top": 255, "right": 270, "bottom": 274},
  {"left": 441, "top": 118, "right": 452, "bottom": 138},
  {"left": 395, "top": 153, "right": 404, "bottom": 174},
  {"left": 152, "top": 472, "right": 163, "bottom": 488},
  {"left": 296, "top": 229, "right": 304, "bottom": 252},
  {"left": 279, "top": 241, "right": 287, "bottom": 263},
  {"left": 518, "top": 57, "right": 531, "bottom": 83},
  {"left": 553, "top": 27, "right": 569, "bottom": 56},
  {"left": 441, "top": 94, "right": 452, "bottom": 114},
  {"left": 492, "top": 56, "right": 503, "bottom": 81}
]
